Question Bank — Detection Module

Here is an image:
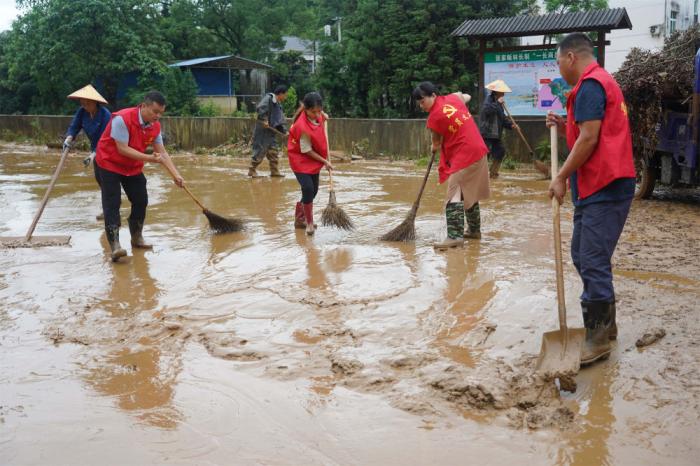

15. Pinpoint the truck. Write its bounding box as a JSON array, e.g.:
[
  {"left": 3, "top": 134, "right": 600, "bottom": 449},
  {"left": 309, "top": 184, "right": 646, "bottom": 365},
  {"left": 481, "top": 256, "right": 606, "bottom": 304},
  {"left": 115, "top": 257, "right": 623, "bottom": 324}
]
[{"left": 635, "top": 48, "right": 700, "bottom": 198}]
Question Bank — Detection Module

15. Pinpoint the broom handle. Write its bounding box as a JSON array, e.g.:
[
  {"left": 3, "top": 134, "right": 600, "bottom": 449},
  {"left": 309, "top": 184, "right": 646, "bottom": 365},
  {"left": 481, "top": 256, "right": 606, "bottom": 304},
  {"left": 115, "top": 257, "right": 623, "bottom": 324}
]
[
  {"left": 550, "top": 125, "right": 567, "bottom": 334},
  {"left": 161, "top": 161, "right": 207, "bottom": 211},
  {"left": 24, "top": 145, "right": 71, "bottom": 242},
  {"left": 324, "top": 118, "right": 334, "bottom": 192},
  {"left": 412, "top": 148, "right": 438, "bottom": 211},
  {"left": 503, "top": 102, "right": 534, "bottom": 156}
]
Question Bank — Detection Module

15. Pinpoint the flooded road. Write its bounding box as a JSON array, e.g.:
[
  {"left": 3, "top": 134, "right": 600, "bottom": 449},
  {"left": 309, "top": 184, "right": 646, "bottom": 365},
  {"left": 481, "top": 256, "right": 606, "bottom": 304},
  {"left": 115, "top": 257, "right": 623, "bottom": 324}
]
[{"left": 1, "top": 143, "right": 699, "bottom": 465}]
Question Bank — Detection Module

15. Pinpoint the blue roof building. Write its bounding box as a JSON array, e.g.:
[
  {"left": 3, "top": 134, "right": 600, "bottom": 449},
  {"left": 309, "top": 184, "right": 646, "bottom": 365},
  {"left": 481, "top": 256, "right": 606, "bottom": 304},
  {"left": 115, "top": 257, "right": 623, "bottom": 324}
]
[{"left": 169, "top": 55, "right": 272, "bottom": 113}]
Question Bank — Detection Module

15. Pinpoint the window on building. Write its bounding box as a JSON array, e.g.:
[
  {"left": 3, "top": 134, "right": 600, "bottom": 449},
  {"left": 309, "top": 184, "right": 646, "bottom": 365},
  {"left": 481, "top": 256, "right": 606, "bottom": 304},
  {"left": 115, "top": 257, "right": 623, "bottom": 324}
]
[{"left": 670, "top": 9, "right": 679, "bottom": 34}]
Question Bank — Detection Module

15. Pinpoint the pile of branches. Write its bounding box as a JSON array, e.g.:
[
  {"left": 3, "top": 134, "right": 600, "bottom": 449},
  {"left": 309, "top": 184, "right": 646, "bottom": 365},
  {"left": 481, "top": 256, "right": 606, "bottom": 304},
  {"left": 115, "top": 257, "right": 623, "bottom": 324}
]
[{"left": 615, "top": 25, "right": 700, "bottom": 156}]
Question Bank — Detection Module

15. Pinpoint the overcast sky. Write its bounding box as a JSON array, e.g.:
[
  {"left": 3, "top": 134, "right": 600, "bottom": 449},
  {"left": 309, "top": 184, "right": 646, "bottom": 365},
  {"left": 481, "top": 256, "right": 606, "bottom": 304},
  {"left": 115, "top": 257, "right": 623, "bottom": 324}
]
[{"left": 0, "top": 0, "right": 19, "bottom": 32}]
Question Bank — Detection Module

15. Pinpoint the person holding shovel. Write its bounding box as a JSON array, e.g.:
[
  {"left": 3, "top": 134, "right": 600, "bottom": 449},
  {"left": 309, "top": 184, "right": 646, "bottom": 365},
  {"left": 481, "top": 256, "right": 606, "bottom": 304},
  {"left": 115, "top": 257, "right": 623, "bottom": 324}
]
[
  {"left": 546, "top": 33, "right": 635, "bottom": 365},
  {"left": 248, "top": 85, "right": 289, "bottom": 178},
  {"left": 95, "top": 90, "right": 185, "bottom": 262},
  {"left": 479, "top": 79, "right": 517, "bottom": 179},
  {"left": 287, "top": 92, "right": 332, "bottom": 236},
  {"left": 413, "top": 82, "right": 490, "bottom": 249}
]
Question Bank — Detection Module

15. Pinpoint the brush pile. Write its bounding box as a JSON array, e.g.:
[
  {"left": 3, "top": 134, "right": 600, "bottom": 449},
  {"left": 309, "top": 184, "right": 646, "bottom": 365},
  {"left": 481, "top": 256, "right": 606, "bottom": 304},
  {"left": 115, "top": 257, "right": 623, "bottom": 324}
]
[{"left": 615, "top": 26, "right": 700, "bottom": 156}]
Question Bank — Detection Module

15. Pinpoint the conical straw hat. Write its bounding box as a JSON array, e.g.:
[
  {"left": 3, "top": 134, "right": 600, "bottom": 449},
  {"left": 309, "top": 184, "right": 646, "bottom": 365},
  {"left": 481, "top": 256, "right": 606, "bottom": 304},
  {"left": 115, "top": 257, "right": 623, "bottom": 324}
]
[
  {"left": 485, "top": 79, "right": 512, "bottom": 93},
  {"left": 67, "top": 84, "right": 108, "bottom": 104}
]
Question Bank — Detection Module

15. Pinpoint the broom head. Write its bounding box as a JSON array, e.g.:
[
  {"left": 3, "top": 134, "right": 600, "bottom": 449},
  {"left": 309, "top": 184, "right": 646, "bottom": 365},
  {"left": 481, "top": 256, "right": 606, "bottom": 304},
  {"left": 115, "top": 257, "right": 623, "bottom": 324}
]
[
  {"left": 204, "top": 209, "right": 244, "bottom": 233},
  {"left": 380, "top": 209, "right": 417, "bottom": 242},
  {"left": 321, "top": 190, "right": 354, "bottom": 230}
]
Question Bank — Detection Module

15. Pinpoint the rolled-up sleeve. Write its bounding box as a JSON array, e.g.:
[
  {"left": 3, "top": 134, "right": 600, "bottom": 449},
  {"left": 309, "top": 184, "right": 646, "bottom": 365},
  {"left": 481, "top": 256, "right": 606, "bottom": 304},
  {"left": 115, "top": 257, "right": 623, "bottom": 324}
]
[{"left": 110, "top": 116, "right": 129, "bottom": 143}]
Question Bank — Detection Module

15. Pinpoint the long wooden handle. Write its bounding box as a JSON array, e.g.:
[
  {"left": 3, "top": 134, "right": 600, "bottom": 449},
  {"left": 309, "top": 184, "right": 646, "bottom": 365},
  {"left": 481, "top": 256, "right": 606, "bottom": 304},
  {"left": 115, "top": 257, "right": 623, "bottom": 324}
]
[
  {"left": 503, "top": 102, "right": 534, "bottom": 155},
  {"left": 412, "top": 148, "right": 438, "bottom": 211},
  {"left": 161, "top": 160, "right": 206, "bottom": 211},
  {"left": 550, "top": 125, "right": 567, "bottom": 333},
  {"left": 324, "top": 119, "right": 334, "bottom": 192},
  {"left": 24, "top": 146, "right": 71, "bottom": 241}
]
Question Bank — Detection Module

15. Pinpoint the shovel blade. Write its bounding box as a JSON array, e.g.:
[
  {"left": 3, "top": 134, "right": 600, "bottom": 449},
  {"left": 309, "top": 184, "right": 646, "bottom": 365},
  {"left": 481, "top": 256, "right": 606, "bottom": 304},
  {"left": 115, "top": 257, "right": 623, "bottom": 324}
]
[
  {"left": 536, "top": 327, "right": 586, "bottom": 378},
  {"left": 0, "top": 235, "right": 71, "bottom": 248}
]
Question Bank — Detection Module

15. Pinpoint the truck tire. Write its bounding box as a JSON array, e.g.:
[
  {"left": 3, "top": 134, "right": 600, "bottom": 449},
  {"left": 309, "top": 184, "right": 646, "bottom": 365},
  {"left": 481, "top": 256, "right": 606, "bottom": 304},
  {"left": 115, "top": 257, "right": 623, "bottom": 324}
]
[{"left": 635, "top": 156, "right": 656, "bottom": 199}]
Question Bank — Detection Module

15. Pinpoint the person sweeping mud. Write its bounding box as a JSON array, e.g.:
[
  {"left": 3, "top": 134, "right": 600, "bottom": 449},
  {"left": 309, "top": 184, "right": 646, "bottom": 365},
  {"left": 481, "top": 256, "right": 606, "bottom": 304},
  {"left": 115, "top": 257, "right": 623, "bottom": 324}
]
[
  {"left": 95, "top": 91, "right": 185, "bottom": 262},
  {"left": 248, "top": 85, "right": 289, "bottom": 178},
  {"left": 479, "top": 80, "right": 517, "bottom": 179},
  {"left": 63, "top": 85, "right": 112, "bottom": 220},
  {"left": 287, "top": 92, "right": 332, "bottom": 236},
  {"left": 413, "top": 82, "right": 490, "bottom": 249},
  {"left": 546, "top": 33, "right": 636, "bottom": 365}
]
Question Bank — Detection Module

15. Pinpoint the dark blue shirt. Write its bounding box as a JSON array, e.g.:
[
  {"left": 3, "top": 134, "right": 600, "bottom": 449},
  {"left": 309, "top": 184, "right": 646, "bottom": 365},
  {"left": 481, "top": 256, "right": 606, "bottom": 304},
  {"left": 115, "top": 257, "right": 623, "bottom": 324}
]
[
  {"left": 67, "top": 106, "right": 111, "bottom": 151},
  {"left": 570, "top": 79, "right": 635, "bottom": 206}
]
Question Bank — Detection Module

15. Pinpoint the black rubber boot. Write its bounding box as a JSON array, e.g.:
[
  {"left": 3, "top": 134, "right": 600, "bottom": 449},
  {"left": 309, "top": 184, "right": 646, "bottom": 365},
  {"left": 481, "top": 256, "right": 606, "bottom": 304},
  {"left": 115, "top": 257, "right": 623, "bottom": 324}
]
[
  {"left": 608, "top": 302, "right": 617, "bottom": 340},
  {"left": 581, "top": 301, "right": 613, "bottom": 365},
  {"left": 129, "top": 219, "right": 153, "bottom": 249},
  {"left": 106, "top": 226, "right": 127, "bottom": 262}
]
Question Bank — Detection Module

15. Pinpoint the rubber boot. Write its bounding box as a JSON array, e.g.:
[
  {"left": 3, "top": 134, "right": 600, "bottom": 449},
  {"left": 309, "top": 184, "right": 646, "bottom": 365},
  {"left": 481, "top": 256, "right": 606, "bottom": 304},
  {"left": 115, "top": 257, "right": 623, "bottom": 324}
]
[
  {"left": 248, "top": 159, "right": 261, "bottom": 177},
  {"left": 129, "top": 219, "right": 153, "bottom": 249},
  {"left": 464, "top": 202, "right": 482, "bottom": 239},
  {"left": 608, "top": 302, "right": 617, "bottom": 340},
  {"left": 302, "top": 202, "right": 315, "bottom": 235},
  {"left": 489, "top": 159, "right": 502, "bottom": 179},
  {"left": 434, "top": 202, "right": 465, "bottom": 250},
  {"left": 581, "top": 301, "right": 613, "bottom": 365},
  {"left": 294, "top": 202, "right": 306, "bottom": 229},
  {"left": 106, "top": 226, "right": 127, "bottom": 262},
  {"left": 268, "top": 151, "right": 284, "bottom": 177}
]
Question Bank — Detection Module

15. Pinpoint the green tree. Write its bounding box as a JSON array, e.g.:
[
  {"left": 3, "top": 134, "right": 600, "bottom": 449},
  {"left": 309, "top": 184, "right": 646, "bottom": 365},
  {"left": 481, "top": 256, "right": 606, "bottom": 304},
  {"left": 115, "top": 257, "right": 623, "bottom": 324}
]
[
  {"left": 2, "top": 0, "right": 171, "bottom": 113},
  {"left": 270, "top": 50, "right": 315, "bottom": 100},
  {"left": 544, "top": 0, "right": 608, "bottom": 13},
  {"left": 317, "top": 0, "right": 531, "bottom": 118},
  {"left": 159, "top": 0, "right": 226, "bottom": 59}
]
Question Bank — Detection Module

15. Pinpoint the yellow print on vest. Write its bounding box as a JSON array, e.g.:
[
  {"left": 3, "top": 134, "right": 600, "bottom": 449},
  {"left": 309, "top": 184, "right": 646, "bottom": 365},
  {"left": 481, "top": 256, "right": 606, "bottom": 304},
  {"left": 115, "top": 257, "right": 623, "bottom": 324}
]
[
  {"left": 620, "top": 102, "right": 628, "bottom": 117},
  {"left": 442, "top": 104, "right": 457, "bottom": 119}
]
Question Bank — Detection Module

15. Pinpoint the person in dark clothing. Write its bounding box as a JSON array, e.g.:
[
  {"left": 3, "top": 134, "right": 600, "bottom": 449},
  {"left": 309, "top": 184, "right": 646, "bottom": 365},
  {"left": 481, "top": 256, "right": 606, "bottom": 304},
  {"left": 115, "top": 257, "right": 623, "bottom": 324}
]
[
  {"left": 479, "top": 79, "right": 516, "bottom": 178},
  {"left": 249, "top": 85, "right": 289, "bottom": 177},
  {"left": 546, "top": 33, "right": 636, "bottom": 365}
]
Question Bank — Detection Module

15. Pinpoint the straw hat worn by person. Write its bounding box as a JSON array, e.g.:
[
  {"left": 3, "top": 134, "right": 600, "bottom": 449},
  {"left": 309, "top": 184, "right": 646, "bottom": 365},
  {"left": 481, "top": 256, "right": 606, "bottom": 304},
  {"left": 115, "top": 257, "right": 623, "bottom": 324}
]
[
  {"left": 413, "top": 81, "right": 490, "bottom": 249},
  {"left": 94, "top": 91, "right": 185, "bottom": 262},
  {"left": 286, "top": 92, "right": 333, "bottom": 236},
  {"left": 479, "top": 79, "right": 518, "bottom": 179},
  {"left": 64, "top": 84, "right": 112, "bottom": 167}
]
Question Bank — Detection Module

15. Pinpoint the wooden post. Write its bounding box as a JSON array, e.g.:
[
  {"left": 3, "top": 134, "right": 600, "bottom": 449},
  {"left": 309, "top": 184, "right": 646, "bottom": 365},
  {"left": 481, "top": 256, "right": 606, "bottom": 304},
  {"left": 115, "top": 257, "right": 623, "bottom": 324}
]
[
  {"left": 597, "top": 30, "right": 607, "bottom": 68},
  {"left": 478, "top": 39, "right": 486, "bottom": 110}
]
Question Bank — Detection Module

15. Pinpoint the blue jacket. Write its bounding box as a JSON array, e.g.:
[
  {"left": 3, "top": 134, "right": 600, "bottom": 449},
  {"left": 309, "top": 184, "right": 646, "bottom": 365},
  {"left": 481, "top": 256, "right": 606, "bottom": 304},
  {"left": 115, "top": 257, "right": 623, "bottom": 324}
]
[{"left": 66, "top": 105, "right": 111, "bottom": 151}]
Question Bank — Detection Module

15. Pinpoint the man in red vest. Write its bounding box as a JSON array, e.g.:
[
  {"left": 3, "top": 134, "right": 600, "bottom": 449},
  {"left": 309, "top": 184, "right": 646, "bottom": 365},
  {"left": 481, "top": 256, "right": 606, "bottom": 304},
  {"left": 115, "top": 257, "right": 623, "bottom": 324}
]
[
  {"left": 95, "top": 91, "right": 184, "bottom": 262},
  {"left": 546, "top": 33, "right": 636, "bottom": 365}
]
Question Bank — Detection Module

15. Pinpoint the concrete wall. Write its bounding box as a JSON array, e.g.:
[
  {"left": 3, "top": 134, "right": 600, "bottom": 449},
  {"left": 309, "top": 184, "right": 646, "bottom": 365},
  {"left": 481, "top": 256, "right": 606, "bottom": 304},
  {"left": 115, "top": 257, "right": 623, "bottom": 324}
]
[{"left": 0, "top": 114, "right": 550, "bottom": 161}]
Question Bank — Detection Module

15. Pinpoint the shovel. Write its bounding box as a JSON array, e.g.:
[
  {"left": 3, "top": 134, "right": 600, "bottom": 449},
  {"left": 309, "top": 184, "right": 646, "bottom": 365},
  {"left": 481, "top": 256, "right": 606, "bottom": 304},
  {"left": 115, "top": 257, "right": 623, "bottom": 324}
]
[
  {"left": 0, "top": 146, "right": 72, "bottom": 248},
  {"left": 535, "top": 125, "right": 585, "bottom": 383}
]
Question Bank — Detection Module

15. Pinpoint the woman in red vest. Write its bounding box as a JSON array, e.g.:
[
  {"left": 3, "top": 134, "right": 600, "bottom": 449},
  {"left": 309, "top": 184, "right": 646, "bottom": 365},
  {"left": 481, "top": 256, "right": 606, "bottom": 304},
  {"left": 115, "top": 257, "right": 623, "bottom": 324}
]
[
  {"left": 412, "top": 82, "right": 490, "bottom": 249},
  {"left": 95, "top": 91, "right": 184, "bottom": 262},
  {"left": 546, "top": 33, "right": 636, "bottom": 365},
  {"left": 287, "top": 92, "right": 333, "bottom": 235}
]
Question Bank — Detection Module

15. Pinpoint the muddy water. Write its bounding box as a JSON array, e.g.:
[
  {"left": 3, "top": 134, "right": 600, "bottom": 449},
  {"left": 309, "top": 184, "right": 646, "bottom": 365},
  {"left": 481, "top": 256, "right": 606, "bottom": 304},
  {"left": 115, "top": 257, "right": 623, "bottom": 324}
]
[{"left": 1, "top": 143, "right": 698, "bottom": 465}]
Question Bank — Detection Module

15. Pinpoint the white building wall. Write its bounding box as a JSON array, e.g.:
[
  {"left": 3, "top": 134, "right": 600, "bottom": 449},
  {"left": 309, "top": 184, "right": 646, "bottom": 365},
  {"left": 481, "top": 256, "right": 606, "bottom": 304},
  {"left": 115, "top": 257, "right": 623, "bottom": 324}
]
[
  {"left": 607, "top": 0, "right": 697, "bottom": 71},
  {"left": 522, "top": 1, "right": 699, "bottom": 72}
]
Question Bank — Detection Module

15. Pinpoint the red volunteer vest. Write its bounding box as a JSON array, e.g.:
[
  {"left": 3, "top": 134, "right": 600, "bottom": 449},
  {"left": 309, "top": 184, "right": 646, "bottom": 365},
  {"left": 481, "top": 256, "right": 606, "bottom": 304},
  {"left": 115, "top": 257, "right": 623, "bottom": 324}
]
[
  {"left": 287, "top": 113, "right": 328, "bottom": 174},
  {"left": 566, "top": 63, "right": 635, "bottom": 199},
  {"left": 96, "top": 106, "right": 161, "bottom": 176},
  {"left": 427, "top": 94, "right": 488, "bottom": 184}
]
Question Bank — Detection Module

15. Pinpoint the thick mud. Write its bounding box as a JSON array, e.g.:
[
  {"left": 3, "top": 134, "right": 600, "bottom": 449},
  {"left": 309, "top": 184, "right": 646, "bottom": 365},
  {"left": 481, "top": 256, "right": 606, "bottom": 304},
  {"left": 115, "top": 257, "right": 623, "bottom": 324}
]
[{"left": 1, "top": 143, "right": 699, "bottom": 465}]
